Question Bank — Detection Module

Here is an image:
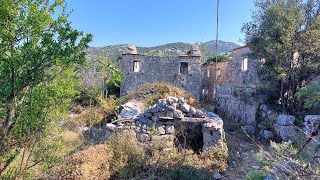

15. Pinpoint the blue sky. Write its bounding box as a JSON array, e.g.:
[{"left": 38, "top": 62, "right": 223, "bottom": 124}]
[{"left": 66, "top": 0, "right": 256, "bottom": 47}]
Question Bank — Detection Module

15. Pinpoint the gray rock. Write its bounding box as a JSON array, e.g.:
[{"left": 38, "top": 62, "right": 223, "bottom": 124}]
[
  {"left": 126, "top": 43, "right": 138, "bottom": 54},
  {"left": 190, "top": 107, "right": 197, "bottom": 115},
  {"left": 137, "top": 133, "right": 150, "bottom": 142},
  {"left": 189, "top": 44, "right": 201, "bottom": 56},
  {"left": 178, "top": 97, "right": 186, "bottom": 104},
  {"left": 149, "top": 107, "right": 160, "bottom": 113},
  {"left": 243, "top": 125, "right": 255, "bottom": 135},
  {"left": 157, "top": 125, "right": 166, "bottom": 135},
  {"left": 275, "top": 115, "right": 295, "bottom": 126},
  {"left": 105, "top": 123, "right": 117, "bottom": 132},
  {"left": 267, "top": 110, "right": 278, "bottom": 122},
  {"left": 212, "top": 172, "right": 222, "bottom": 180},
  {"left": 172, "top": 110, "right": 184, "bottom": 118},
  {"left": 304, "top": 115, "right": 320, "bottom": 123},
  {"left": 135, "top": 120, "right": 142, "bottom": 127},
  {"left": 166, "top": 111, "right": 174, "bottom": 117},
  {"left": 144, "top": 112, "right": 153, "bottom": 118},
  {"left": 260, "top": 130, "right": 274, "bottom": 140},
  {"left": 194, "top": 109, "right": 205, "bottom": 118},
  {"left": 166, "top": 98, "right": 175, "bottom": 105},
  {"left": 119, "top": 101, "right": 142, "bottom": 118},
  {"left": 166, "top": 105, "right": 176, "bottom": 111},
  {"left": 260, "top": 104, "right": 269, "bottom": 112},
  {"left": 151, "top": 116, "right": 159, "bottom": 122},
  {"left": 153, "top": 112, "right": 166, "bottom": 117},
  {"left": 147, "top": 119, "right": 154, "bottom": 126},
  {"left": 273, "top": 124, "right": 297, "bottom": 141},
  {"left": 165, "top": 125, "right": 175, "bottom": 134},
  {"left": 139, "top": 118, "right": 148, "bottom": 124},
  {"left": 179, "top": 103, "right": 190, "bottom": 113},
  {"left": 167, "top": 96, "right": 178, "bottom": 103}
]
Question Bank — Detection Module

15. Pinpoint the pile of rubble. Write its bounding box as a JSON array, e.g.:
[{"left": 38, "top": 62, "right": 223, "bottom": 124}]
[{"left": 87, "top": 96, "right": 225, "bottom": 152}]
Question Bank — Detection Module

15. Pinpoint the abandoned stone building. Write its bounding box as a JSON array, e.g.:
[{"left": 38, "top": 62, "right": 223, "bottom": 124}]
[
  {"left": 201, "top": 46, "right": 262, "bottom": 134},
  {"left": 120, "top": 44, "right": 202, "bottom": 100}
]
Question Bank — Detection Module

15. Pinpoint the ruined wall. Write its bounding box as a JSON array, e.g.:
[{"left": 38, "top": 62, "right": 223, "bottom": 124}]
[
  {"left": 228, "top": 47, "right": 259, "bottom": 86},
  {"left": 201, "top": 61, "right": 229, "bottom": 102},
  {"left": 120, "top": 54, "right": 201, "bottom": 100},
  {"left": 215, "top": 86, "right": 262, "bottom": 134},
  {"left": 212, "top": 47, "right": 262, "bottom": 134},
  {"left": 85, "top": 97, "right": 225, "bottom": 152}
]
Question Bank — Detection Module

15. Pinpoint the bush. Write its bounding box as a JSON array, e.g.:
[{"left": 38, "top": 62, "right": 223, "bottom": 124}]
[
  {"left": 296, "top": 83, "right": 320, "bottom": 114},
  {"left": 120, "top": 82, "right": 197, "bottom": 108},
  {"left": 245, "top": 170, "right": 265, "bottom": 180},
  {"left": 107, "top": 134, "right": 145, "bottom": 179},
  {"left": 98, "top": 95, "right": 120, "bottom": 116},
  {"left": 49, "top": 144, "right": 112, "bottom": 179},
  {"left": 203, "top": 55, "right": 232, "bottom": 65}
]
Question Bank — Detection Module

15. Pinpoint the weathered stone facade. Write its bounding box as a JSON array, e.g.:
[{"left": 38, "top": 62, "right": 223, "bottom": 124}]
[
  {"left": 201, "top": 61, "right": 229, "bottom": 102},
  {"left": 227, "top": 46, "right": 259, "bottom": 86},
  {"left": 120, "top": 45, "right": 201, "bottom": 100},
  {"left": 209, "top": 46, "right": 262, "bottom": 131}
]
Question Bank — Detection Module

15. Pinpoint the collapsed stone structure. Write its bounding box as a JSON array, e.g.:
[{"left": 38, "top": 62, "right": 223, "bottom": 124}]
[
  {"left": 87, "top": 97, "right": 225, "bottom": 152},
  {"left": 120, "top": 44, "right": 201, "bottom": 100}
]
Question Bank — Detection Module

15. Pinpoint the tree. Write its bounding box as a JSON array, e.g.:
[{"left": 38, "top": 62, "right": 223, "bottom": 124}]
[
  {"left": 243, "top": 0, "right": 320, "bottom": 114},
  {"left": 0, "top": 0, "right": 92, "bottom": 176}
]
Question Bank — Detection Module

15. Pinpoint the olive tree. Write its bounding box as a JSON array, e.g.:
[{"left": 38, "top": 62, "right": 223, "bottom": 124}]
[
  {"left": 0, "top": 0, "right": 92, "bottom": 175},
  {"left": 243, "top": 0, "right": 320, "bottom": 114}
]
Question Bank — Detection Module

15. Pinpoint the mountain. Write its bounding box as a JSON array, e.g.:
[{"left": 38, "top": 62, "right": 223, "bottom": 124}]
[{"left": 85, "top": 40, "right": 240, "bottom": 62}]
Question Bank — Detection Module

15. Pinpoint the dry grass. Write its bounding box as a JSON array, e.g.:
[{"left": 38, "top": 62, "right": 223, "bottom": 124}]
[
  {"left": 49, "top": 144, "right": 112, "bottom": 180},
  {"left": 119, "top": 82, "right": 197, "bottom": 108},
  {"left": 49, "top": 131, "right": 228, "bottom": 179}
]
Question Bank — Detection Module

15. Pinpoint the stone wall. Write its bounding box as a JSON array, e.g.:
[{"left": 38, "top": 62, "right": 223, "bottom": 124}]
[
  {"left": 215, "top": 85, "right": 262, "bottom": 134},
  {"left": 201, "top": 61, "right": 229, "bottom": 102},
  {"left": 228, "top": 46, "right": 259, "bottom": 86},
  {"left": 120, "top": 54, "right": 201, "bottom": 100},
  {"left": 86, "top": 97, "right": 225, "bottom": 152},
  {"left": 211, "top": 46, "right": 262, "bottom": 134}
]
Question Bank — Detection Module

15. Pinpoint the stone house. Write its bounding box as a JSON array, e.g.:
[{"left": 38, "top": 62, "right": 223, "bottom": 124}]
[
  {"left": 203, "top": 46, "right": 262, "bottom": 134},
  {"left": 120, "top": 44, "right": 202, "bottom": 100}
]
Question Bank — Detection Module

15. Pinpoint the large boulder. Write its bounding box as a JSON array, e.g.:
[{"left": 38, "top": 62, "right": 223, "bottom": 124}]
[
  {"left": 275, "top": 115, "right": 295, "bottom": 126},
  {"left": 119, "top": 101, "right": 144, "bottom": 118},
  {"left": 273, "top": 124, "right": 298, "bottom": 142}
]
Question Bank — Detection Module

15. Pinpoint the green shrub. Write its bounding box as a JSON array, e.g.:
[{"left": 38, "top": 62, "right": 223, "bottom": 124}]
[
  {"left": 245, "top": 170, "right": 265, "bottom": 180},
  {"left": 296, "top": 83, "right": 320, "bottom": 114},
  {"left": 203, "top": 55, "right": 232, "bottom": 66}
]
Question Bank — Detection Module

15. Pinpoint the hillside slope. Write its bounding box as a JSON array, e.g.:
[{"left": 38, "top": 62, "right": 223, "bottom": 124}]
[{"left": 85, "top": 40, "right": 240, "bottom": 62}]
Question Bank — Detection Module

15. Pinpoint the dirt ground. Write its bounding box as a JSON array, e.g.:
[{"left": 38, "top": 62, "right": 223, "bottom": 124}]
[{"left": 221, "top": 121, "right": 267, "bottom": 180}]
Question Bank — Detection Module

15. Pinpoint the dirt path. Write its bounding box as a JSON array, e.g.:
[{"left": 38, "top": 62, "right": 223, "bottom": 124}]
[{"left": 222, "top": 122, "right": 266, "bottom": 180}]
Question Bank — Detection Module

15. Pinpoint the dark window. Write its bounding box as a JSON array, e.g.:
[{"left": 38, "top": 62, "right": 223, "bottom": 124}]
[
  {"left": 180, "top": 62, "right": 188, "bottom": 74},
  {"left": 133, "top": 61, "right": 141, "bottom": 72}
]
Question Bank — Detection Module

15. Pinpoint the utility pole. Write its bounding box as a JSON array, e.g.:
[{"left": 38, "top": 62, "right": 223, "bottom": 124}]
[{"left": 214, "top": 0, "right": 220, "bottom": 104}]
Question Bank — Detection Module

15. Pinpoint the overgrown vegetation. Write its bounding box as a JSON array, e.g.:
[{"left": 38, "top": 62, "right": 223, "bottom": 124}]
[
  {"left": 296, "top": 83, "right": 320, "bottom": 114},
  {"left": 202, "top": 55, "right": 232, "bottom": 66},
  {"left": 243, "top": 0, "right": 320, "bottom": 115},
  {"left": 119, "top": 82, "right": 198, "bottom": 109},
  {"left": 49, "top": 133, "right": 228, "bottom": 179},
  {"left": 252, "top": 141, "right": 320, "bottom": 179},
  {"left": 0, "top": 0, "right": 92, "bottom": 178}
]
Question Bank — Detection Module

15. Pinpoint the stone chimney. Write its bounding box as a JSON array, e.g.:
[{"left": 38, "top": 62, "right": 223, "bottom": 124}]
[
  {"left": 187, "top": 44, "right": 201, "bottom": 56},
  {"left": 126, "top": 43, "right": 138, "bottom": 55}
]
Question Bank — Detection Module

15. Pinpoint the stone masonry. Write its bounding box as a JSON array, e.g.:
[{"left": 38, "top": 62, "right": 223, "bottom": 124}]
[
  {"left": 202, "top": 61, "right": 229, "bottom": 102},
  {"left": 120, "top": 44, "right": 201, "bottom": 100},
  {"left": 86, "top": 97, "right": 225, "bottom": 152}
]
